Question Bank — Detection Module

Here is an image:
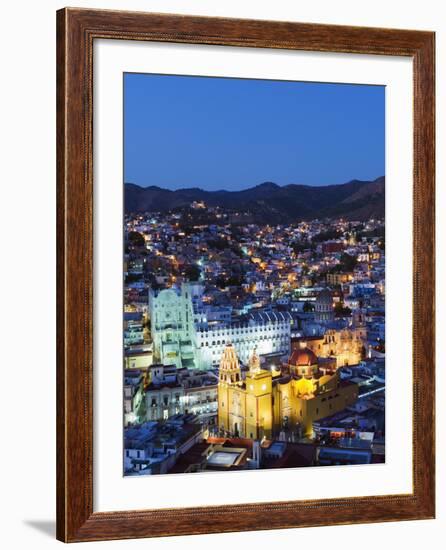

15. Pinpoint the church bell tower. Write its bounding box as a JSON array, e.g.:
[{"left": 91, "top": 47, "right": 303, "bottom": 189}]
[{"left": 218, "top": 342, "right": 242, "bottom": 385}]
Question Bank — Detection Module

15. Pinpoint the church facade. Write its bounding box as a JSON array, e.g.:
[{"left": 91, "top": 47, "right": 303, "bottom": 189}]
[
  {"left": 302, "top": 310, "right": 368, "bottom": 368},
  {"left": 217, "top": 342, "right": 358, "bottom": 439},
  {"left": 149, "top": 283, "right": 202, "bottom": 369}
]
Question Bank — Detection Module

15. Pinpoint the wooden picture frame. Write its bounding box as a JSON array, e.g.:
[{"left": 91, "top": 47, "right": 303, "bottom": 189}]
[{"left": 56, "top": 7, "right": 435, "bottom": 542}]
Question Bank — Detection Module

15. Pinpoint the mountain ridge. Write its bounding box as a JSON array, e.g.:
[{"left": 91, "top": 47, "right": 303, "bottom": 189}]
[{"left": 125, "top": 176, "right": 385, "bottom": 222}]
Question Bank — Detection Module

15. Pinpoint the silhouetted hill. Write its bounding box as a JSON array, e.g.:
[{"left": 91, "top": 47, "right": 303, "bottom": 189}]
[{"left": 125, "top": 176, "right": 385, "bottom": 222}]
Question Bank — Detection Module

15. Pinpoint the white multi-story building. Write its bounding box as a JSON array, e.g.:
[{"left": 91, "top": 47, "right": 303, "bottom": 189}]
[
  {"left": 135, "top": 364, "right": 218, "bottom": 424},
  {"left": 124, "top": 321, "right": 144, "bottom": 347},
  {"left": 196, "top": 310, "right": 291, "bottom": 366}
]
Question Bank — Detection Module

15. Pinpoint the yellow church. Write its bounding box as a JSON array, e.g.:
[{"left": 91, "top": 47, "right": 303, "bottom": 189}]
[{"left": 217, "top": 342, "right": 358, "bottom": 439}]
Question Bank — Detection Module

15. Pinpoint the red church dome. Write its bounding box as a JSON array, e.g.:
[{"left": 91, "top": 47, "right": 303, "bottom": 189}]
[{"left": 289, "top": 347, "right": 318, "bottom": 367}]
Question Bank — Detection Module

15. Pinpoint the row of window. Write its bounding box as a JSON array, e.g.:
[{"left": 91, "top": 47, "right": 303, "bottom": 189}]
[
  {"left": 148, "top": 392, "right": 216, "bottom": 407},
  {"left": 200, "top": 335, "right": 288, "bottom": 347},
  {"left": 198, "top": 324, "right": 289, "bottom": 336}
]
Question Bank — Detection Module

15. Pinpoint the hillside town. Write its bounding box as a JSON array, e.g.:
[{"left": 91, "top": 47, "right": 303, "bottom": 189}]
[{"left": 123, "top": 202, "right": 385, "bottom": 475}]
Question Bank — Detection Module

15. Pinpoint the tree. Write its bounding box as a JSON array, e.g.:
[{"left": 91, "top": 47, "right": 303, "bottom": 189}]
[
  {"left": 334, "top": 302, "right": 352, "bottom": 317},
  {"left": 125, "top": 273, "right": 143, "bottom": 284},
  {"left": 339, "top": 253, "right": 357, "bottom": 272},
  {"left": 128, "top": 231, "right": 145, "bottom": 248},
  {"left": 312, "top": 229, "right": 342, "bottom": 243},
  {"left": 184, "top": 264, "right": 201, "bottom": 282},
  {"left": 292, "top": 241, "right": 310, "bottom": 254},
  {"left": 135, "top": 394, "right": 147, "bottom": 423},
  {"left": 207, "top": 237, "right": 229, "bottom": 251}
]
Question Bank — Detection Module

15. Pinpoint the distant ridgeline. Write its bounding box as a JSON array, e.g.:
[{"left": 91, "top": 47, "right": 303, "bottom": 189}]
[{"left": 124, "top": 176, "right": 385, "bottom": 223}]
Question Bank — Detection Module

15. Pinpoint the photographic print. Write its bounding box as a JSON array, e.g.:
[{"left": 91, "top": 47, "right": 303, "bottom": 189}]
[
  {"left": 57, "top": 10, "right": 435, "bottom": 540},
  {"left": 123, "top": 73, "right": 386, "bottom": 476}
]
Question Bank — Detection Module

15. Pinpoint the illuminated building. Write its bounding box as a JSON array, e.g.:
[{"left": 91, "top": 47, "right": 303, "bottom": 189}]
[
  {"left": 124, "top": 321, "right": 144, "bottom": 347},
  {"left": 135, "top": 364, "right": 218, "bottom": 423},
  {"left": 149, "top": 283, "right": 202, "bottom": 369},
  {"left": 218, "top": 342, "right": 358, "bottom": 439},
  {"left": 124, "top": 345, "right": 153, "bottom": 369},
  {"left": 300, "top": 309, "right": 367, "bottom": 367},
  {"left": 197, "top": 310, "right": 291, "bottom": 366},
  {"left": 326, "top": 272, "right": 353, "bottom": 285}
]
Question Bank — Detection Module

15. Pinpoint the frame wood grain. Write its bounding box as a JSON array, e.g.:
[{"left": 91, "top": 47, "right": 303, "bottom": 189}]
[{"left": 56, "top": 7, "right": 435, "bottom": 542}]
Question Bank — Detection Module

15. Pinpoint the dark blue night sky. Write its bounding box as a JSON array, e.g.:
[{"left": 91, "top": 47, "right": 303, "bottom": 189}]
[{"left": 124, "top": 73, "right": 385, "bottom": 191}]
